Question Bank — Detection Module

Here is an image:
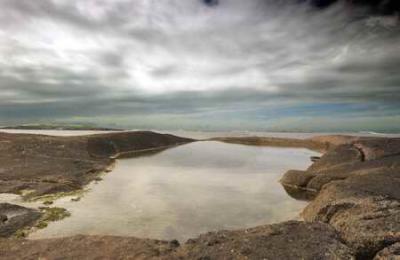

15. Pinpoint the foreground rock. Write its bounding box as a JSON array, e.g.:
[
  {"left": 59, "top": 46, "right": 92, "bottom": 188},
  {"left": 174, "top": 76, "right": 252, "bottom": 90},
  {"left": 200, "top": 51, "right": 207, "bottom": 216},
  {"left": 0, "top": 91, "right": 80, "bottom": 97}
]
[
  {"left": 0, "top": 235, "right": 179, "bottom": 260},
  {"left": 0, "top": 131, "right": 193, "bottom": 198},
  {"left": 0, "top": 203, "right": 41, "bottom": 238},
  {"left": 302, "top": 174, "right": 400, "bottom": 258},
  {"left": 172, "top": 221, "right": 354, "bottom": 260},
  {"left": 280, "top": 136, "right": 400, "bottom": 258},
  {"left": 0, "top": 221, "right": 354, "bottom": 260},
  {"left": 281, "top": 137, "right": 400, "bottom": 197}
]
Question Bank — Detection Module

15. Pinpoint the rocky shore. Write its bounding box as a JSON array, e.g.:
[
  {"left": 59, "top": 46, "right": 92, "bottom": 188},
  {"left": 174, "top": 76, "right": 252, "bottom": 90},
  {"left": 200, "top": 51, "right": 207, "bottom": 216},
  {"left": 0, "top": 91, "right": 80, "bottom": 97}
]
[
  {"left": 0, "top": 131, "right": 193, "bottom": 241},
  {"left": 0, "top": 132, "right": 399, "bottom": 259},
  {"left": 0, "top": 131, "right": 193, "bottom": 198},
  {"left": 281, "top": 136, "right": 400, "bottom": 259}
]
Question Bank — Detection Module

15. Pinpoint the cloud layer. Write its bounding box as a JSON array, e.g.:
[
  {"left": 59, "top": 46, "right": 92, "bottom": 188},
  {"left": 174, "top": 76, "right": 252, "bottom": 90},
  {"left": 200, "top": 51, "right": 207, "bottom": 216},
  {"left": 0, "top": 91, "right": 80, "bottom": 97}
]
[{"left": 0, "top": 0, "right": 399, "bottom": 131}]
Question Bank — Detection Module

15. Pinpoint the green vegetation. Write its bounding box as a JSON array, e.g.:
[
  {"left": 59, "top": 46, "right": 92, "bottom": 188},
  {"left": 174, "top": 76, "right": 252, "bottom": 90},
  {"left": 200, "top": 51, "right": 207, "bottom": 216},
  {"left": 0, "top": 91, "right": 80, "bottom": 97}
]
[
  {"left": 12, "top": 207, "right": 71, "bottom": 238},
  {"left": 35, "top": 207, "right": 71, "bottom": 229},
  {"left": 25, "top": 189, "right": 87, "bottom": 203},
  {"left": 14, "top": 230, "right": 27, "bottom": 238}
]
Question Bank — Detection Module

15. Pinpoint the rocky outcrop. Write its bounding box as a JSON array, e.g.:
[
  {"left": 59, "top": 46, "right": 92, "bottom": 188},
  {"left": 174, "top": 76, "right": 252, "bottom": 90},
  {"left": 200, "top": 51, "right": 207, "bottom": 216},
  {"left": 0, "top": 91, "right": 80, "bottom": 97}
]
[
  {"left": 281, "top": 138, "right": 400, "bottom": 198},
  {"left": 0, "top": 203, "right": 41, "bottom": 238},
  {"left": 281, "top": 137, "right": 400, "bottom": 258},
  {"left": 0, "top": 131, "right": 193, "bottom": 198},
  {"left": 87, "top": 131, "right": 193, "bottom": 158},
  {"left": 302, "top": 174, "right": 400, "bottom": 258},
  {"left": 171, "top": 221, "right": 354, "bottom": 260}
]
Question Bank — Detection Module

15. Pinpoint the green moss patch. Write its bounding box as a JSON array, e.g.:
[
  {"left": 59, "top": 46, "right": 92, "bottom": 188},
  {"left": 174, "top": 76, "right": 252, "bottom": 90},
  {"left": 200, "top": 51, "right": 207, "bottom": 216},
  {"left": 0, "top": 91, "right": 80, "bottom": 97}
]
[
  {"left": 25, "top": 189, "right": 86, "bottom": 203},
  {"left": 35, "top": 207, "right": 71, "bottom": 229}
]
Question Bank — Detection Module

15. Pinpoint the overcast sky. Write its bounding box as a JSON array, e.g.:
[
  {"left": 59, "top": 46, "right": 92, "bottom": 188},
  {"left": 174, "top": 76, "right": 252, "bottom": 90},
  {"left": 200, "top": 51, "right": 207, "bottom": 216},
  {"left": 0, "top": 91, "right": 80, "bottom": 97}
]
[{"left": 0, "top": 0, "right": 399, "bottom": 132}]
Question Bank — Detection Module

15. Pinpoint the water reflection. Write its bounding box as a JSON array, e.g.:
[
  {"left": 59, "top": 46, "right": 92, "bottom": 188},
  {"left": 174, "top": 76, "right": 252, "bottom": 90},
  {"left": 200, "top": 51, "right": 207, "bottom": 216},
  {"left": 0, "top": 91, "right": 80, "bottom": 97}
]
[{"left": 30, "top": 141, "right": 319, "bottom": 241}]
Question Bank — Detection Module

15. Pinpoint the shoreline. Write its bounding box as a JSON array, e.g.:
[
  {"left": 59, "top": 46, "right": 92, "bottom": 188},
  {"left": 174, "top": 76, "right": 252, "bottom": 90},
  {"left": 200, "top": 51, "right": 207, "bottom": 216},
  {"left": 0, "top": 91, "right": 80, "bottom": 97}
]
[{"left": 0, "top": 131, "right": 399, "bottom": 259}]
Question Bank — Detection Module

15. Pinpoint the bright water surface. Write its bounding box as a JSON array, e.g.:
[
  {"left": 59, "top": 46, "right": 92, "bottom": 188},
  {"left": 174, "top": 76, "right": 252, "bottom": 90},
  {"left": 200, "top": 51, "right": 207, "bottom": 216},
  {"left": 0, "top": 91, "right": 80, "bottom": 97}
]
[{"left": 22, "top": 140, "right": 319, "bottom": 241}]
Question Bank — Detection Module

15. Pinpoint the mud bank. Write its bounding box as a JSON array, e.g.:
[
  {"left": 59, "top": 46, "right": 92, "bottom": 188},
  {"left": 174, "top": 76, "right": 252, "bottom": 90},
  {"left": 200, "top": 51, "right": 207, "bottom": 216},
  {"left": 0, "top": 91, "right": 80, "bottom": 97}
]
[{"left": 1, "top": 133, "right": 399, "bottom": 259}]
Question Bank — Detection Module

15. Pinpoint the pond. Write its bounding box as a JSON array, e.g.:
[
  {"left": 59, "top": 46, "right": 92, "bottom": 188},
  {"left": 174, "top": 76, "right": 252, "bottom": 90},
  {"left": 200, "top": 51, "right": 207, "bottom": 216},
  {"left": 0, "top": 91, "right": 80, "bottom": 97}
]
[{"left": 29, "top": 141, "right": 319, "bottom": 241}]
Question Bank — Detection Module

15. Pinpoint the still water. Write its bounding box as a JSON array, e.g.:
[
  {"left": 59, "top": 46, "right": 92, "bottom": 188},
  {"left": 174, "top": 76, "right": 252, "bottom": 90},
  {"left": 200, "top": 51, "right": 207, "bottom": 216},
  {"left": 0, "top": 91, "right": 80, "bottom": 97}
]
[{"left": 29, "top": 141, "right": 319, "bottom": 241}]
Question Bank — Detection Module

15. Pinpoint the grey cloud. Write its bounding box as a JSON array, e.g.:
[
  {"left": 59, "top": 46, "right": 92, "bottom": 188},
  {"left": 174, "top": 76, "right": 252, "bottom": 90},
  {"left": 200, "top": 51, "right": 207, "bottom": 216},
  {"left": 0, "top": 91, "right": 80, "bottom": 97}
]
[
  {"left": 150, "top": 66, "right": 180, "bottom": 78},
  {"left": 99, "top": 52, "right": 125, "bottom": 67},
  {"left": 0, "top": 0, "right": 399, "bottom": 131}
]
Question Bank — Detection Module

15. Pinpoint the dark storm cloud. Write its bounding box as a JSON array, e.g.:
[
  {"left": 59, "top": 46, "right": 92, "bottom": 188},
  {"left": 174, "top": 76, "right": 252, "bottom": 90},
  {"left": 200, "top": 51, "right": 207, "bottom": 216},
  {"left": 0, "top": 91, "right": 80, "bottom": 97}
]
[
  {"left": 0, "top": 0, "right": 399, "bottom": 131},
  {"left": 203, "top": 0, "right": 219, "bottom": 7},
  {"left": 307, "top": 0, "right": 400, "bottom": 15}
]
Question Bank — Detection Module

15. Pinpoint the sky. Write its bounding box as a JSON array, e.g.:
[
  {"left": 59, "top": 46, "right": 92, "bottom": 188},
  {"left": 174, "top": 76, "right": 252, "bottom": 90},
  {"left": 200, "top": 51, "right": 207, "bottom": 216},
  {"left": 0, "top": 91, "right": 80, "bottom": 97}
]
[{"left": 0, "top": 0, "right": 399, "bottom": 132}]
